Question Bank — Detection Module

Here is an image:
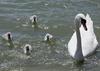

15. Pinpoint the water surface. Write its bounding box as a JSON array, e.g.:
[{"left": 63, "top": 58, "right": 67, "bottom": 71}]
[{"left": 0, "top": 0, "right": 100, "bottom": 71}]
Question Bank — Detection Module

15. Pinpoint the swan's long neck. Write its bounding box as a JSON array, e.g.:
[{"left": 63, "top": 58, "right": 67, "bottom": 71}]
[{"left": 74, "top": 23, "right": 84, "bottom": 61}]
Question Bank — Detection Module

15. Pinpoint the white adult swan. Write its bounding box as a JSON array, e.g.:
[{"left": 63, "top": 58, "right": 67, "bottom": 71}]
[{"left": 68, "top": 13, "right": 98, "bottom": 61}]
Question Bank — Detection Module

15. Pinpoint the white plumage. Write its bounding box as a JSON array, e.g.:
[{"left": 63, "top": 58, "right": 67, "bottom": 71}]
[{"left": 68, "top": 13, "right": 98, "bottom": 60}]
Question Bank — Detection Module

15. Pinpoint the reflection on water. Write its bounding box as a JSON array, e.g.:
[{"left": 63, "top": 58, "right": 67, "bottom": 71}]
[{"left": 0, "top": 0, "right": 100, "bottom": 71}]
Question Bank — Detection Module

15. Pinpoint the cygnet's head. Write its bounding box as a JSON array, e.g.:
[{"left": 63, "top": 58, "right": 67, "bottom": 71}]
[
  {"left": 30, "top": 15, "right": 37, "bottom": 23},
  {"left": 75, "top": 13, "right": 87, "bottom": 31},
  {"left": 44, "top": 33, "right": 53, "bottom": 41},
  {"left": 2, "top": 32, "right": 12, "bottom": 41},
  {"left": 24, "top": 44, "right": 32, "bottom": 55}
]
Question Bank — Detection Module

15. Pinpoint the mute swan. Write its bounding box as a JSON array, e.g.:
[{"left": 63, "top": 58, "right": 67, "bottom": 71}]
[
  {"left": 30, "top": 15, "right": 37, "bottom": 27},
  {"left": 44, "top": 33, "right": 53, "bottom": 42},
  {"left": 23, "top": 44, "right": 32, "bottom": 55},
  {"left": 68, "top": 13, "right": 98, "bottom": 61},
  {"left": 2, "top": 32, "right": 12, "bottom": 41}
]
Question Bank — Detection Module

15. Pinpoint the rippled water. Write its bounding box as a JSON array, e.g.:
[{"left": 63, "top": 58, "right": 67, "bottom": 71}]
[{"left": 0, "top": 0, "right": 100, "bottom": 71}]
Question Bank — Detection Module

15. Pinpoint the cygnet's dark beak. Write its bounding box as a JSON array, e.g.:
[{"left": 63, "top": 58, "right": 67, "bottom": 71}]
[
  {"left": 8, "top": 34, "right": 11, "bottom": 40},
  {"left": 34, "top": 17, "right": 36, "bottom": 22}
]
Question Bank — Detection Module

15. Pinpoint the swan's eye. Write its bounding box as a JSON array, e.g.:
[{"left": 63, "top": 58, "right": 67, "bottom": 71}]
[
  {"left": 81, "top": 18, "right": 87, "bottom": 31},
  {"left": 81, "top": 18, "right": 86, "bottom": 24}
]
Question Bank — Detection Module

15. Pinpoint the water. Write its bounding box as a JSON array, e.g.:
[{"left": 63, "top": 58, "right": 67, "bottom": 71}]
[{"left": 0, "top": 0, "right": 100, "bottom": 71}]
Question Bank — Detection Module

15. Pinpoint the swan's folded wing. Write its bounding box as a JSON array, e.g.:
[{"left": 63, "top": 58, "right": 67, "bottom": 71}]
[
  {"left": 81, "top": 14, "right": 98, "bottom": 56},
  {"left": 86, "top": 14, "right": 93, "bottom": 27},
  {"left": 68, "top": 32, "right": 77, "bottom": 58},
  {"left": 86, "top": 13, "right": 98, "bottom": 48}
]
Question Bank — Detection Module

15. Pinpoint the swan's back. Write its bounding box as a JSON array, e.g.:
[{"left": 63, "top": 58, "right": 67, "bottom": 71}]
[{"left": 68, "top": 14, "right": 98, "bottom": 58}]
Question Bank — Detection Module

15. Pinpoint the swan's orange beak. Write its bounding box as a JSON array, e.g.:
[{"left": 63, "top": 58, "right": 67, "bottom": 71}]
[
  {"left": 82, "top": 23, "right": 87, "bottom": 31},
  {"left": 81, "top": 18, "right": 87, "bottom": 31}
]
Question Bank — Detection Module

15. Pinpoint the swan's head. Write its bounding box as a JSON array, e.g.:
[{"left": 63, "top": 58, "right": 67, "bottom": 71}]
[
  {"left": 44, "top": 33, "right": 53, "bottom": 41},
  {"left": 30, "top": 15, "right": 37, "bottom": 23},
  {"left": 24, "top": 44, "right": 32, "bottom": 55},
  {"left": 75, "top": 13, "right": 87, "bottom": 31}
]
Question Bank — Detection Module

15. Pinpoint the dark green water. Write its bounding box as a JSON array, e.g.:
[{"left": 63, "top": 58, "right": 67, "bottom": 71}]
[{"left": 0, "top": 0, "right": 100, "bottom": 71}]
